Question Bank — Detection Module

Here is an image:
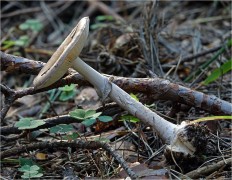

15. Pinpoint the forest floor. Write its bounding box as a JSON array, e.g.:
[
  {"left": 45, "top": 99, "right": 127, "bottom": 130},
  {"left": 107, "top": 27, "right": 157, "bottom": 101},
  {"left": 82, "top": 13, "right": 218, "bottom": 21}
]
[{"left": 1, "top": 1, "right": 231, "bottom": 179}]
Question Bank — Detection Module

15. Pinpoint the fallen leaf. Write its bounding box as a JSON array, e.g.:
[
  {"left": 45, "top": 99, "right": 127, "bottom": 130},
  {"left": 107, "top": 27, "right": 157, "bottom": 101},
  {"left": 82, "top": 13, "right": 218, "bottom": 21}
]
[
  {"left": 113, "top": 141, "right": 137, "bottom": 162},
  {"left": 35, "top": 152, "right": 47, "bottom": 160},
  {"left": 118, "top": 163, "right": 168, "bottom": 179}
]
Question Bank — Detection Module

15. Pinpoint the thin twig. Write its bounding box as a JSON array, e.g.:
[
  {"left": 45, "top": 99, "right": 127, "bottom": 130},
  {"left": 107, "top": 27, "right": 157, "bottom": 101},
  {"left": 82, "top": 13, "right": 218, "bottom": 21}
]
[
  {"left": 0, "top": 131, "right": 28, "bottom": 141},
  {"left": 167, "top": 45, "right": 223, "bottom": 66},
  {"left": 0, "top": 84, "right": 17, "bottom": 121}
]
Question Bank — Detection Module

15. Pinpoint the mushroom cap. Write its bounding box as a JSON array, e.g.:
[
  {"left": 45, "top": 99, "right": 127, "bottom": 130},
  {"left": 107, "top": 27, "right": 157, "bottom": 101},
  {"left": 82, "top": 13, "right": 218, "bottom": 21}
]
[{"left": 33, "top": 17, "right": 89, "bottom": 89}]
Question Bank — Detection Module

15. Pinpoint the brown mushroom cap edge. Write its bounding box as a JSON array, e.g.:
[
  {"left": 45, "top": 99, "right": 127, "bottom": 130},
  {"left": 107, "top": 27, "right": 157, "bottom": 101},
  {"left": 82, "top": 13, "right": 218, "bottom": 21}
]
[{"left": 33, "top": 17, "right": 89, "bottom": 89}]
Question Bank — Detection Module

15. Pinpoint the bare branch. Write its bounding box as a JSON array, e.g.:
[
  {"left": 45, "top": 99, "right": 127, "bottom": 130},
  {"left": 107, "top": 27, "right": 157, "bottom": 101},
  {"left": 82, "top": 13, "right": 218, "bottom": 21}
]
[{"left": 1, "top": 51, "right": 232, "bottom": 116}]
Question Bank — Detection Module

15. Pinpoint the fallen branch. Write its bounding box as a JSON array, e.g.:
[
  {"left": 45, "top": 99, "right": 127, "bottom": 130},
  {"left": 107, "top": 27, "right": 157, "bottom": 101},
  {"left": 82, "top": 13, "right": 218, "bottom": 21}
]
[
  {"left": 1, "top": 51, "right": 231, "bottom": 116},
  {"left": 183, "top": 157, "right": 232, "bottom": 179}
]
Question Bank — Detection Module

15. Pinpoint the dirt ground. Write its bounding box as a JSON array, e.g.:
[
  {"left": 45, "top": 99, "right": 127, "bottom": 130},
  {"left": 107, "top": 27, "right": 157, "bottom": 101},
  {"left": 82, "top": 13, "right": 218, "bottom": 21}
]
[{"left": 1, "top": 1, "right": 231, "bottom": 179}]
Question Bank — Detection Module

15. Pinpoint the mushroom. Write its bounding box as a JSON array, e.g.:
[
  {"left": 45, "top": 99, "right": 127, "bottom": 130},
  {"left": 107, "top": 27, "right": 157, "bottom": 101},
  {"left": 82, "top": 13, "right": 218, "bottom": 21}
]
[{"left": 33, "top": 17, "right": 210, "bottom": 162}]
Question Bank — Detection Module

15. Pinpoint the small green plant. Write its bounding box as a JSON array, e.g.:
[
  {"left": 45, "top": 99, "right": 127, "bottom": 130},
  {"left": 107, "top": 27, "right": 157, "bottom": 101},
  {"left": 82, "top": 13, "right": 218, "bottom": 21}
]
[
  {"left": 19, "top": 19, "right": 43, "bottom": 32},
  {"left": 15, "top": 117, "right": 45, "bottom": 130},
  {"left": 14, "top": 35, "right": 30, "bottom": 47},
  {"left": 2, "top": 19, "right": 43, "bottom": 49},
  {"left": 59, "top": 84, "right": 77, "bottom": 101},
  {"left": 18, "top": 165, "right": 43, "bottom": 179},
  {"left": 130, "top": 93, "right": 139, "bottom": 101},
  {"left": 19, "top": 157, "right": 35, "bottom": 166},
  {"left": 96, "top": 15, "right": 114, "bottom": 21},
  {"left": 2, "top": 35, "right": 29, "bottom": 48},
  {"left": 18, "top": 158, "right": 43, "bottom": 179},
  {"left": 50, "top": 124, "right": 74, "bottom": 134},
  {"left": 91, "top": 15, "right": 114, "bottom": 30},
  {"left": 50, "top": 124, "right": 79, "bottom": 141},
  {"left": 2, "top": 40, "right": 15, "bottom": 49},
  {"left": 69, "top": 109, "right": 113, "bottom": 127},
  {"left": 120, "top": 115, "right": 140, "bottom": 123},
  {"left": 185, "top": 39, "right": 232, "bottom": 82},
  {"left": 202, "top": 59, "right": 232, "bottom": 85}
]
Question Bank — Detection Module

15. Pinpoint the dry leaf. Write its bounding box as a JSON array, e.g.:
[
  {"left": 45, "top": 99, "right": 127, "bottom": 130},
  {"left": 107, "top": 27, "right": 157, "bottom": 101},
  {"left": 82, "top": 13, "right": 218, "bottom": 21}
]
[{"left": 35, "top": 152, "right": 47, "bottom": 160}]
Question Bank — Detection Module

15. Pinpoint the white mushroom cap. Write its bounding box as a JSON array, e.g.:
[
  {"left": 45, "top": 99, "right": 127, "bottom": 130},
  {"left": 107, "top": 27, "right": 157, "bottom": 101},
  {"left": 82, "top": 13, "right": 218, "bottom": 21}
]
[{"left": 33, "top": 17, "right": 89, "bottom": 89}]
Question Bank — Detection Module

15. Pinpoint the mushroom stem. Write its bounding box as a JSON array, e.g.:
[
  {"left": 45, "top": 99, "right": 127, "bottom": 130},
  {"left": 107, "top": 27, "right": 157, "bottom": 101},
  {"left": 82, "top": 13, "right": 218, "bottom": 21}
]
[
  {"left": 33, "top": 17, "right": 210, "bottom": 159},
  {"left": 73, "top": 57, "right": 177, "bottom": 143}
]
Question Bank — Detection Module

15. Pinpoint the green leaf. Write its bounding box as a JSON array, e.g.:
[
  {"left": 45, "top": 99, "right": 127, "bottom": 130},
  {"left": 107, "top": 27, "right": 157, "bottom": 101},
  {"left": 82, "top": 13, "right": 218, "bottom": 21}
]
[
  {"left": 63, "top": 132, "right": 79, "bottom": 140},
  {"left": 203, "top": 59, "right": 232, "bottom": 85},
  {"left": 30, "top": 23, "right": 43, "bottom": 32},
  {"left": 59, "top": 84, "right": 77, "bottom": 101},
  {"left": 19, "top": 19, "right": 43, "bottom": 32},
  {"left": 29, "top": 165, "right": 40, "bottom": 172},
  {"left": 31, "top": 172, "right": 43, "bottom": 178},
  {"left": 69, "top": 109, "right": 86, "bottom": 120},
  {"left": 26, "top": 19, "right": 40, "bottom": 24},
  {"left": 120, "top": 115, "right": 140, "bottom": 123},
  {"left": 19, "top": 23, "right": 30, "bottom": 30},
  {"left": 59, "top": 90, "right": 76, "bottom": 101},
  {"left": 96, "top": 15, "right": 114, "bottom": 21},
  {"left": 85, "top": 109, "right": 101, "bottom": 119},
  {"left": 14, "top": 35, "right": 29, "bottom": 47},
  {"left": 50, "top": 124, "right": 74, "bottom": 134},
  {"left": 20, "top": 19, "right": 43, "bottom": 32},
  {"left": 185, "top": 39, "right": 232, "bottom": 82},
  {"left": 130, "top": 93, "right": 139, "bottom": 101},
  {"left": 90, "top": 112, "right": 102, "bottom": 119},
  {"left": 21, "top": 173, "right": 31, "bottom": 179},
  {"left": 69, "top": 109, "right": 102, "bottom": 120},
  {"left": 18, "top": 159, "right": 43, "bottom": 179},
  {"left": 82, "top": 118, "right": 96, "bottom": 127},
  {"left": 18, "top": 165, "right": 30, "bottom": 172},
  {"left": 90, "top": 23, "right": 107, "bottom": 30},
  {"left": 15, "top": 118, "right": 45, "bottom": 130},
  {"left": 22, "top": 172, "right": 43, "bottom": 179},
  {"left": 85, "top": 109, "right": 98, "bottom": 119},
  {"left": 2, "top": 40, "right": 15, "bottom": 49},
  {"left": 60, "top": 84, "right": 76, "bottom": 91},
  {"left": 19, "top": 164, "right": 43, "bottom": 179},
  {"left": 19, "top": 158, "right": 35, "bottom": 167},
  {"left": 98, "top": 116, "right": 113, "bottom": 122},
  {"left": 18, "top": 165, "right": 39, "bottom": 172}
]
